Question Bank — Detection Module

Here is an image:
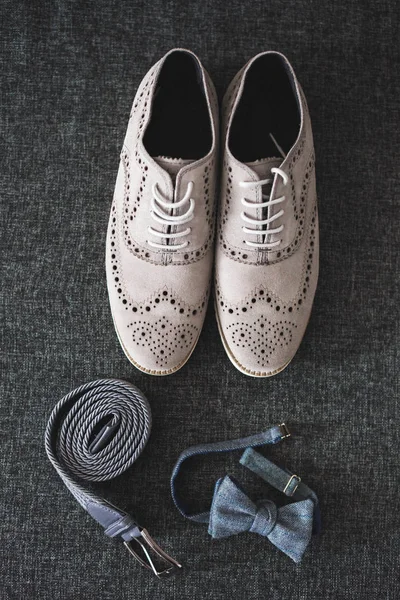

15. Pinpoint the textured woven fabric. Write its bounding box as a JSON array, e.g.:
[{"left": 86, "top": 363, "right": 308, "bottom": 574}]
[
  {"left": 44, "top": 378, "right": 151, "bottom": 534},
  {"left": 1, "top": 1, "right": 399, "bottom": 598}
]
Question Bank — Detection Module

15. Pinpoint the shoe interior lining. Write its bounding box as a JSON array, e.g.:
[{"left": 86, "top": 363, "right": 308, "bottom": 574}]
[
  {"left": 229, "top": 54, "right": 301, "bottom": 163},
  {"left": 143, "top": 51, "right": 212, "bottom": 160}
]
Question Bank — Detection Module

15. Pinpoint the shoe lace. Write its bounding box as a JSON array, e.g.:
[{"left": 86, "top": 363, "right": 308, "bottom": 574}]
[
  {"left": 239, "top": 167, "right": 288, "bottom": 248},
  {"left": 147, "top": 181, "right": 195, "bottom": 250}
]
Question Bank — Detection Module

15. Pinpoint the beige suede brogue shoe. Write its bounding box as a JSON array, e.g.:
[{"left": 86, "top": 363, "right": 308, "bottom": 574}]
[
  {"left": 106, "top": 49, "right": 218, "bottom": 375},
  {"left": 215, "top": 51, "right": 319, "bottom": 377}
]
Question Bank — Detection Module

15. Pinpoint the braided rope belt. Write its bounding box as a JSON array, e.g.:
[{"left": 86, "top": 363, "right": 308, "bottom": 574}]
[{"left": 45, "top": 378, "right": 181, "bottom": 578}]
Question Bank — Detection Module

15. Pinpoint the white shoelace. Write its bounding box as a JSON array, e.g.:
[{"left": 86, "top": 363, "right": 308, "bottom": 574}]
[
  {"left": 147, "top": 181, "right": 195, "bottom": 250},
  {"left": 239, "top": 167, "right": 288, "bottom": 249}
]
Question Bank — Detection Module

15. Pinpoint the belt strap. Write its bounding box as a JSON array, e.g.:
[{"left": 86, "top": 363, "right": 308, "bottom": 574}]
[
  {"left": 45, "top": 378, "right": 181, "bottom": 578},
  {"left": 170, "top": 423, "right": 291, "bottom": 523}
]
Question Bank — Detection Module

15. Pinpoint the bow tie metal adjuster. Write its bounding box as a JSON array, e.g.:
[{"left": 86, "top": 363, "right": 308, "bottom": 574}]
[
  {"left": 124, "top": 527, "right": 182, "bottom": 578},
  {"left": 278, "top": 422, "right": 291, "bottom": 439}
]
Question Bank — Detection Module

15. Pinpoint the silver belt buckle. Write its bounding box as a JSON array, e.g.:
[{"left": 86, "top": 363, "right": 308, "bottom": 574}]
[{"left": 124, "top": 528, "right": 182, "bottom": 578}]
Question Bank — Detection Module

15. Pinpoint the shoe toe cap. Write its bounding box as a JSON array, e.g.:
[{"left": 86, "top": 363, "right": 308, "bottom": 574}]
[
  {"left": 108, "top": 280, "right": 208, "bottom": 375},
  {"left": 217, "top": 305, "right": 307, "bottom": 377},
  {"left": 116, "top": 312, "right": 201, "bottom": 375}
]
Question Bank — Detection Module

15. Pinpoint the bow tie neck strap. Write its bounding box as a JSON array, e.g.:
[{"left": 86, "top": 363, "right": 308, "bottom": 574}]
[
  {"left": 170, "top": 424, "right": 290, "bottom": 523},
  {"left": 240, "top": 447, "right": 320, "bottom": 533},
  {"left": 240, "top": 447, "right": 318, "bottom": 502}
]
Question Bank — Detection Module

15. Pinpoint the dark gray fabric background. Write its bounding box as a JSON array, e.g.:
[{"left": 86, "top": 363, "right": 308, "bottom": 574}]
[{"left": 1, "top": 1, "right": 399, "bottom": 598}]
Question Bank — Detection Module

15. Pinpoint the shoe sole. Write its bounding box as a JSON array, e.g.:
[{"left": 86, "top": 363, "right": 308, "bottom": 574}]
[
  {"left": 214, "top": 300, "right": 293, "bottom": 377},
  {"left": 111, "top": 314, "right": 202, "bottom": 376}
]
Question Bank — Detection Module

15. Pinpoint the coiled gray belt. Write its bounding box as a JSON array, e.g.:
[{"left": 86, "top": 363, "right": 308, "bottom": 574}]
[{"left": 45, "top": 378, "right": 181, "bottom": 578}]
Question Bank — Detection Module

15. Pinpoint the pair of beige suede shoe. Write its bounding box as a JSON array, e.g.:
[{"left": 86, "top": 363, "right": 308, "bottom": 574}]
[{"left": 106, "top": 48, "right": 319, "bottom": 377}]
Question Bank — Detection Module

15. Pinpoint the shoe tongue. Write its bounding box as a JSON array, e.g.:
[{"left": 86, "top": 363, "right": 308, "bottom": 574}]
[
  {"left": 154, "top": 156, "right": 195, "bottom": 181},
  {"left": 245, "top": 157, "right": 282, "bottom": 180}
]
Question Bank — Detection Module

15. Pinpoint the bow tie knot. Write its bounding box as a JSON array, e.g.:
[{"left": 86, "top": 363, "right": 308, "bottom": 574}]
[{"left": 249, "top": 500, "right": 277, "bottom": 537}]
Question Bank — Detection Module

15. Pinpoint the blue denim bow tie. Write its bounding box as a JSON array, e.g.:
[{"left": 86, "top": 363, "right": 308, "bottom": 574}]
[
  {"left": 208, "top": 475, "right": 314, "bottom": 563},
  {"left": 171, "top": 424, "right": 320, "bottom": 563}
]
